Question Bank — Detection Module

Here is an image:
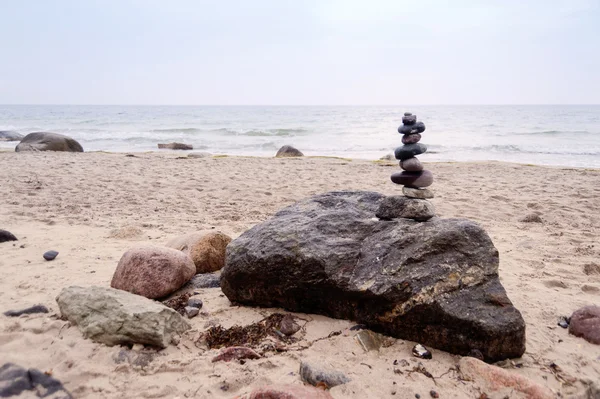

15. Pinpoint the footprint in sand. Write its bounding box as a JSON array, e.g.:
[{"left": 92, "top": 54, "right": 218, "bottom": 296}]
[
  {"left": 543, "top": 280, "right": 569, "bottom": 289},
  {"left": 581, "top": 285, "right": 600, "bottom": 294}
]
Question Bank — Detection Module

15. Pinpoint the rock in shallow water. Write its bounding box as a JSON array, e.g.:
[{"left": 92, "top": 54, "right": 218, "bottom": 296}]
[
  {"left": 56, "top": 286, "right": 190, "bottom": 348},
  {"left": 221, "top": 191, "right": 526, "bottom": 361},
  {"left": 395, "top": 143, "right": 427, "bottom": 161},
  {"left": 376, "top": 196, "right": 436, "bottom": 221}
]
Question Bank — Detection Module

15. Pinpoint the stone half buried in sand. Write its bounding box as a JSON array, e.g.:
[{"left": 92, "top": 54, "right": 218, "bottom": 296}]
[
  {"left": 15, "top": 132, "right": 84, "bottom": 152},
  {"left": 221, "top": 191, "right": 526, "bottom": 361},
  {"left": 56, "top": 286, "right": 191, "bottom": 348}
]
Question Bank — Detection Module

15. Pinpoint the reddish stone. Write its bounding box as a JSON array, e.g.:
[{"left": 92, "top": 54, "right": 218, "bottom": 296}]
[
  {"left": 458, "top": 357, "right": 554, "bottom": 399},
  {"left": 233, "top": 384, "right": 334, "bottom": 399},
  {"left": 212, "top": 346, "right": 261, "bottom": 362},
  {"left": 111, "top": 246, "right": 196, "bottom": 299},
  {"left": 569, "top": 305, "right": 600, "bottom": 344},
  {"left": 391, "top": 170, "right": 433, "bottom": 188}
]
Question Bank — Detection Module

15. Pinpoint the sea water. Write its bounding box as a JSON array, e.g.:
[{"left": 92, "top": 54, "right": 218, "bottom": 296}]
[{"left": 1, "top": 105, "right": 599, "bottom": 168}]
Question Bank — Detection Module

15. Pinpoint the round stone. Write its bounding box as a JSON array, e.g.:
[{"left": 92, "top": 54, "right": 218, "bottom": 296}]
[
  {"left": 404, "top": 112, "right": 412, "bottom": 116},
  {"left": 43, "top": 250, "right": 59, "bottom": 261},
  {"left": 400, "top": 157, "right": 423, "bottom": 172},
  {"left": 390, "top": 170, "right": 433, "bottom": 188},
  {"left": 403, "top": 186, "right": 434, "bottom": 199},
  {"left": 402, "top": 133, "right": 421, "bottom": 144},
  {"left": 402, "top": 114, "right": 417, "bottom": 125},
  {"left": 398, "top": 121, "right": 426, "bottom": 135},
  {"left": 394, "top": 143, "right": 427, "bottom": 161}
]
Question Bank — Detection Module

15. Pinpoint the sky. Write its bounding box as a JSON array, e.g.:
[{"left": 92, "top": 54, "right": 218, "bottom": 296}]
[{"left": 0, "top": 0, "right": 598, "bottom": 105}]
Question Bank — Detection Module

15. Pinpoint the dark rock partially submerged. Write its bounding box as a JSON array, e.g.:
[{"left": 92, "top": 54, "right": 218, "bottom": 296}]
[
  {"left": 275, "top": 145, "right": 304, "bottom": 158},
  {"left": 15, "top": 132, "right": 83, "bottom": 152},
  {"left": 157, "top": 142, "right": 193, "bottom": 150},
  {"left": 221, "top": 191, "right": 526, "bottom": 361}
]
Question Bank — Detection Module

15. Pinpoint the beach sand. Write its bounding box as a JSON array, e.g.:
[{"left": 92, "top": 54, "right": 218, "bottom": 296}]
[{"left": 1, "top": 151, "right": 599, "bottom": 398}]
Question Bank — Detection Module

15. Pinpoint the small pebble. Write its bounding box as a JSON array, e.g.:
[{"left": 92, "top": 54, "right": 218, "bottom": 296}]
[
  {"left": 187, "top": 298, "right": 203, "bottom": 309},
  {"left": 557, "top": 316, "right": 569, "bottom": 329},
  {"left": 415, "top": 394, "right": 421, "bottom": 399},
  {"left": 412, "top": 344, "right": 432, "bottom": 359},
  {"left": 430, "top": 390, "right": 439, "bottom": 398},
  {"left": 43, "top": 250, "right": 59, "bottom": 261},
  {"left": 185, "top": 306, "right": 199, "bottom": 318}
]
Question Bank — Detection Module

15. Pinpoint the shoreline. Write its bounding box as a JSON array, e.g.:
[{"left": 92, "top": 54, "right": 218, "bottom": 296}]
[{"left": 1, "top": 151, "right": 599, "bottom": 398}]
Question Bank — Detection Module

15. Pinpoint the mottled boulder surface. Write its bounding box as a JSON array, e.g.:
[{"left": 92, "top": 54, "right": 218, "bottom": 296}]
[
  {"left": 166, "top": 231, "right": 232, "bottom": 274},
  {"left": 569, "top": 305, "right": 600, "bottom": 345},
  {"left": 221, "top": 191, "right": 526, "bottom": 361},
  {"left": 15, "top": 132, "right": 83, "bottom": 152},
  {"left": 111, "top": 246, "right": 196, "bottom": 299},
  {"left": 56, "top": 286, "right": 190, "bottom": 348}
]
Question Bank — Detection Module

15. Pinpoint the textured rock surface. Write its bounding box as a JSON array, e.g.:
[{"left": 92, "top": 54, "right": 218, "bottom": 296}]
[
  {"left": 391, "top": 170, "right": 433, "bottom": 188},
  {"left": 398, "top": 121, "right": 426, "bottom": 135},
  {"left": 157, "top": 142, "right": 193, "bottom": 150},
  {"left": 400, "top": 157, "right": 423, "bottom": 171},
  {"left": 111, "top": 246, "right": 196, "bottom": 299},
  {"left": 403, "top": 187, "right": 434, "bottom": 199},
  {"left": 234, "top": 384, "right": 334, "bottom": 399},
  {"left": 166, "top": 232, "right": 232, "bottom": 274},
  {"left": 376, "top": 196, "right": 436, "bottom": 221},
  {"left": 275, "top": 145, "right": 304, "bottom": 157},
  {"left": 15, "top": 132, "right": 83, "bottom": 152},
  {"left": 300, "top": 361, "right": 350, "bottom": 388},
  {"left": 0, "top": 363, "right": 73, "bottom": 398},
  {"left": 458, "top": 357, "right": 554, "bottom": 399},
  {"left": 0, "top": 229, "right": 17, "bottom": 243},
  {"left": 221, "top": 191, "right": 526, "bottom": 361},
  {"left": 56, "top": 286, "right": 190, "bottom": 348},
  {"left": 394, "top": 143, "right": 427, "bottom": 161},
  {"left": 0, "top": 130, "right": 24, "bottom": 141},
  {"left": 401, "top": 133, "right": 421, "bottom": 144},
  {"left": 569, "top": 305, "right": 600, "bottom": 344},
  {"left": 43, "top": 250, "right": 59, "bottom": 261}
]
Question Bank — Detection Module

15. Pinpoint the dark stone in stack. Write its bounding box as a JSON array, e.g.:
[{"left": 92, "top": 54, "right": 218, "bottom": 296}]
[{"left": 388, "top": 113, "right": 435, "bottom": 220}]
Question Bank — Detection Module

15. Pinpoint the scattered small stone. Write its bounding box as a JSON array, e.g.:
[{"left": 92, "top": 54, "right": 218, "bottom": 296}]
[
  {"left": 355, "top": 330, "right": 383, "bottom": 352},
  {"left": 569, "top": 305, "right": 600, "bottom": 344},
  {"left": 212, "top": 346, "right": 261, "bottom": 363},
  {"left": 415, "top": 394, "right": 421, "bottom": 399},
  {"left": 0, "top": 229, "right": 17, "bottom": 243},
  {"left": 185, "top": 306, "right": 200, "bottom": 318},
  {"left": 430, "top": 390, "right": 439, "bottom": 398},
  {"left": 279, "top": 314, "right": 301, "bottom": 336},
  {"left": 299, "top": 361, "right": 350, "bottom": 389},
  {"left": 412, "top": 344, "right": 432, "bottom": 359},
  {"left": 187, "top": 298, "right": 203, "bottom": 309},
  {"left": 558, "top": 316, "right": 569, "bottom": 329},
  {"left": 519, "top": 213, "right": 543, "bottom": 223},
  {"left": 43, "top": 250, "right": 59, "bottom": 261},
  {"left": 162, "top": 292, "right": 192, "bottom": 315},
  {"left": 3, "top": 304, "right": 49, "bottom": 317},
  {"left": 0, "top": 362, "right": 73, "bottom": 398}
]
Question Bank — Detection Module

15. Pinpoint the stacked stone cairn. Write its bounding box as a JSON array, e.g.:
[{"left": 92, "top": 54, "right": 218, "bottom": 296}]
[{"left": 376, "top": 112, "right": 436, "bottom": 222}]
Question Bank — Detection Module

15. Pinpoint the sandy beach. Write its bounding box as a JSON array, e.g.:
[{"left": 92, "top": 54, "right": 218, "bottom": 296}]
[{"left": 1, "top": 151, "right": 599, "bottom": 398}]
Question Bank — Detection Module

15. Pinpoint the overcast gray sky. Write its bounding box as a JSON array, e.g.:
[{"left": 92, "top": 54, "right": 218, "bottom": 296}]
[{"left": 0, "top": 0, "right": 598, "bottom": 105}]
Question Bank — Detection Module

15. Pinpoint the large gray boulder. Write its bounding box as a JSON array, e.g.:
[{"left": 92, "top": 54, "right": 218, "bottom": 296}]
[
  {"left": 221, "top": 191, "right": 526, "bottom": 361},
  {"left": 0, "top": 130, "right": 24, "bottom": 142},
  {"left": 56, "top": 286, "right": 191, "bottom": 348},
  {"left": 15, "top": 132, "right": 83, "bottom": 152}
]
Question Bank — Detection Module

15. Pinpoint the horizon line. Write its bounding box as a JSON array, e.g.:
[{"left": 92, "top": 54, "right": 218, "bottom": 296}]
[{"left": 1, "top": 103, "right": 599, "bottom": 107}]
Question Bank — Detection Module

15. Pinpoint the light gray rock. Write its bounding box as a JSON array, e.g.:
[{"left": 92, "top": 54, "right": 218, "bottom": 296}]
[
  {"left": 56, "top": 286, "right": 191, "bottom": 348},
  {"left": 184, "top": 306, "right": 199, "bottom": 318},
  {"left": 376, "top": 195, "right": 436, "bottom": 221},
  {"left": 403, "top": 186, "right": 434, "bottom": 199},
  {"left": 15, "top": 132, "right": 83, "bottom": 152},
  {"left": 221, "top": 191, "right": 526, "bottom": 361},
  {"left": 299, "top": 361, "right": 350, "bottom": 388}
]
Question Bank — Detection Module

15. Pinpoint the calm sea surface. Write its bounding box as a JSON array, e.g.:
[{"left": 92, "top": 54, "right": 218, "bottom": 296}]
[{"left": 1, "top": 105, "right": 599, "bottom": 168}]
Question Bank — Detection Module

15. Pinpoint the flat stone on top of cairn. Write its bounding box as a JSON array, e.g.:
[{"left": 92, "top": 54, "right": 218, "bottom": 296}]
[{"left": 382, "top": 112, "right": 435, "bottom": 221}]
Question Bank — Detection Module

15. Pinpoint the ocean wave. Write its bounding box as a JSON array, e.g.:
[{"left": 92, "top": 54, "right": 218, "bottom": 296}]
[
  {"left": 150, "top": 127, "right": 203, "bottom": 133},
  {"left": 515, "top": 130, "right": 592, "bottom": 136},
  {"left": 445, "top": 144, "right": 600, "bottom": 156}
]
